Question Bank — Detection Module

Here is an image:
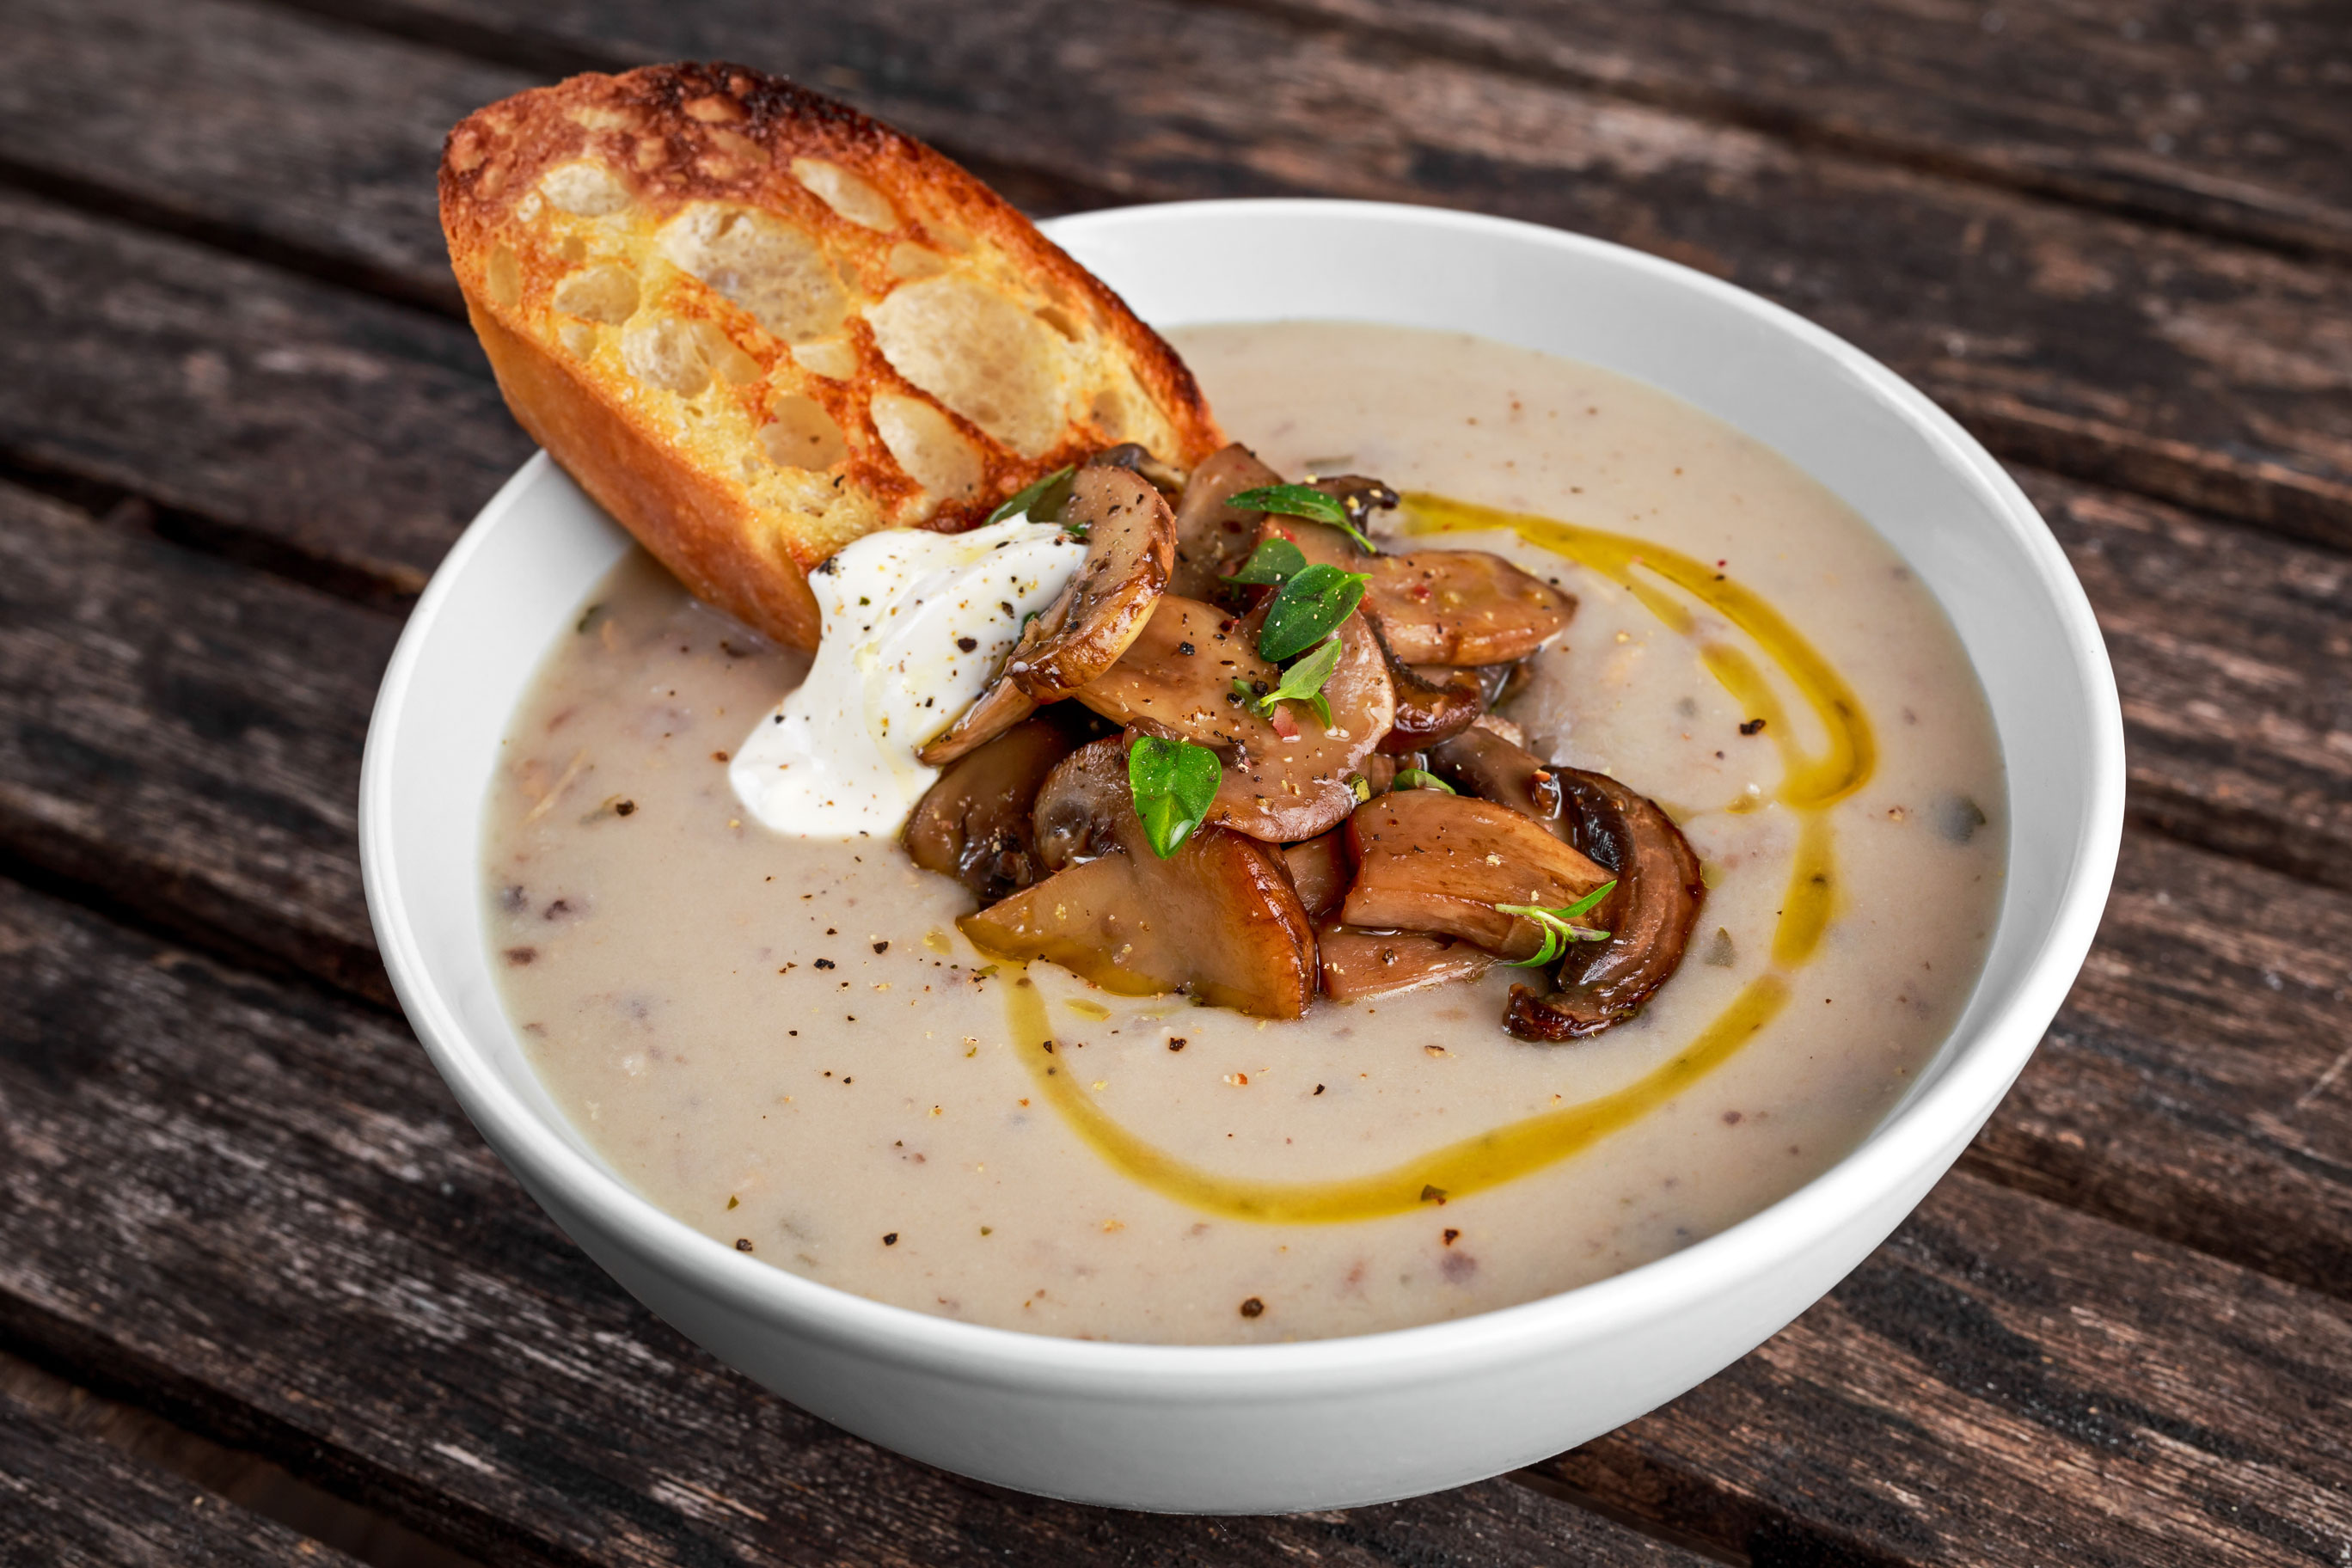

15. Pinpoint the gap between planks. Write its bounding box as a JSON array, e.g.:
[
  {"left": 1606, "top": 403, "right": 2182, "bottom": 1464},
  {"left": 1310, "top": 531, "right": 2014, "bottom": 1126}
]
[{"left": 0, "top": 1346, "right": 481, "bottom": 1568}]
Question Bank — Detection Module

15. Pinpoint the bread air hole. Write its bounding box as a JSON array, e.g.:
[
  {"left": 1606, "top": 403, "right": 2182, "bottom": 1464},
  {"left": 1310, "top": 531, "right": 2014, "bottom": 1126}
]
[
  {"left": 887, "top": 243, "right": 948, "bottom": 281},
  {"left": 621, "top": 316, "right": 758, "bottom": 396},
  {"left": 657, "top": 204, "right": 848, "bottom": 345},
  {"left": 793, "top": 339, "right": 858, "bottom": 380},
  {"left": 791, "top": 157, "right": 898, "bottom": 232},
  {"left": 557, "top": 321, "right": 598, "bottom": 358},
  {"left": 485, "top": 244, "right": 521, "bottom": 309},
  {"left": 871, "top": 393, "right": 981, "bottom": 517},
  {"left": 759, "top": 393, "right": 848, "bottom": 470},
  {"left": 552, "top": 263, "right": 640, "bottom": 325},
  {"left": 865, "top": 276, "right": 1068, "bottom": 457},
  {"left": 539, "top": 161, "right": 634, "bottom": 217}
]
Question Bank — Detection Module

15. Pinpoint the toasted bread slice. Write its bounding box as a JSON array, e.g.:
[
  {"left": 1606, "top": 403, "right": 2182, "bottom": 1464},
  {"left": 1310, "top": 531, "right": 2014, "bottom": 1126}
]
[{"left": 440, "top": 63, "right": 1222, "bottom": 646}]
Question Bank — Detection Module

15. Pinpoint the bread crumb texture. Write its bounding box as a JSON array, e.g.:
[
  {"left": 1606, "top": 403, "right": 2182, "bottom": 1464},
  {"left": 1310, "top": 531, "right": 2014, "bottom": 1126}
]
[{"left": 441, "top": 63, "right": 1222, "bottom": 646}]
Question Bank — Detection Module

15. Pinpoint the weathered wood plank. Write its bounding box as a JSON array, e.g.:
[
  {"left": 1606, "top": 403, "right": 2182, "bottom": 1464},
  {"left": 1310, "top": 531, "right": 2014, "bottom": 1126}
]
[
  {"left": 1963, "top": 826, "right": 2352, "bottom": 1305},
  {"left": 0, "top": 1391, "right": 359, "bottom": 1567},
  {"left": 0, "top": 879, "right": 1706, "bottom": 1566},
  {"left": 0, "top": 187, "right": 530, "bottom": 601},
  {"left": 1, "top": 874, "right": 2343, "bottom": 1568},
  {"left": 1231, "top": 0, "right": 2352, "bottom": 260},
  {"left": 0, "top": 481, "right": 397, "bottom": 1002},
  {"left": 2030, "top": 468, "right": 2352, "bottom": 895},
  {"left": 6, "top": 462, "right": 2349, "bottom": 1296},
  {"left": 1540, "top": 1169, "right": 2352, "bottom": 1566},
  {"left": 5, "top": 0, "right": 2352, "bottom": 548},
  {"left": 3, "top": 1345, "right": 480, "bottom": 1568}
]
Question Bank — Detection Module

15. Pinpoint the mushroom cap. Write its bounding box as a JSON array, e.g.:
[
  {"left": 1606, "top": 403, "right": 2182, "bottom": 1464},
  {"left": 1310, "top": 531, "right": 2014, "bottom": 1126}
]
[
  {"left": 1342, "top": 791, "right": 1611, "bottom": 959},
  {"left": 1005, "top": 464, "right": 1177, "bottom": 698}
]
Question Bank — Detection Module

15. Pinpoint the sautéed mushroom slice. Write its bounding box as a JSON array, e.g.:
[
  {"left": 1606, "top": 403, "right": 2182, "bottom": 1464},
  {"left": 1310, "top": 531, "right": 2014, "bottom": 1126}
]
[
  {"left": 1342, "top": 791, "right": 1610, "bottom": 960},
  {"left": 959, "top": 737, "right": 1318, "bottom": 1018},
  {"left": 1168, "top": 443, "right": 1281, "bottom": 599},
  {"left": 903, "top": 717, "right": 1080, "bottom": 902},
  {"left": 1427, "top": 725, "right": 1567, "bottom": 836},
  {"left": 1006, "top": 465, "right": 1178, "bottom": 697},
  {"left": 1505, "top": 768, "right": 1706, "bottom": 1042},
  {"left": 917, "top": 462, "right": 1177, "bottom": 765},
  {"left": 1319, "top": 926, "right": 1492, "bottom": 1002},
  {"left": 1256, "top": 516, "right": 1577, "bottom": 665},
  {"left": 1281, "top": 830, "right": 1351, "bottom": 922},
  {"left": 1072, "top": 596, "right": 1281, "bottom": 750},
  {"left": 1207, "top": 606, "right": 1396, "bottom": 842},
  {"left": 1370, "top": 615, "right": 1485, "bottom": 752}
]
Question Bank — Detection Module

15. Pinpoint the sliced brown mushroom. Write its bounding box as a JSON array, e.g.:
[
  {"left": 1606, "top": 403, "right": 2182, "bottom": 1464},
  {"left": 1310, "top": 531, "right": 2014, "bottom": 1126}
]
[
  {"left": 1006, "top": 465, "right": 1177, "bottom": 696},
  {"left": 1206, "top": 606, "right": 1396, "bottom": 843},
  {"left": 1427, "top": 726, "right": 1566, "bottom": 838},
  {"left": 916, "top": 670, "right": 1042, "bottom": 766},
  {"left": 959, "top": 737, "right": 1317, "bottom": 1017},
  {"left": 1029, "top": 734, "right": 1132, "bottom": 873},
  {"left": 1282, "top": 830, "right": 1351, "bottom": 922},
  {"left": 1504, "top": 768, "right": 1706, "bottom": 1042},
  {"left": 1071, "top": 595, "right": 1280, "bottom": 750},
  {"left": 1087, "top": 441, "right": 1187, "bottom": 498},
  {"left": 1309, "top": 475, "right": 1400, "bottom": 536},
  {"left": 1319, "top": 925, "right": 1493, "bottom": 1001},
  {"left": 903, "top": 717, "right": 1080, "bottom": 903},
  {"left": 1369, "top": 615, "right": 1485, "bottom": 753},
  {"left": 1168, "top": 443, "right": 1282, "bottom": 599},
  {"left": 917, "top": 464, "right": 1177, "bottom": 766},
  {"left": 1342, "top": 791, "right": 1610, "bottom": 959},
  {"left": 1256, "top": 518, "right": 1577, "bottom": 665}
]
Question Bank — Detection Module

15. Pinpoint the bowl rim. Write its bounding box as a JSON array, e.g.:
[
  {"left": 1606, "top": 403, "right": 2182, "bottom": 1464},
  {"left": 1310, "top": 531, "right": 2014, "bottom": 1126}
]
[{"left": 361, "top": 196, "right": 2124, "bottom": 1387}]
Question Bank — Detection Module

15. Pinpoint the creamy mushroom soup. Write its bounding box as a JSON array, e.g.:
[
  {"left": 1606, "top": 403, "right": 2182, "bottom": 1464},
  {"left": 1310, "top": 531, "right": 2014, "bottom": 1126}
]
[{"left": 482, "top": 322, "right": 2005, "bottom": 1344}]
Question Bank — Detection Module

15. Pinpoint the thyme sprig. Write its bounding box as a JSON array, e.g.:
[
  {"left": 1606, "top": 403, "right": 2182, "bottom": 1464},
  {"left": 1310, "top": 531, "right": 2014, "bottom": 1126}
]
[{"left": 1497, "top": 880, "right": 1619, "bottom": 967}]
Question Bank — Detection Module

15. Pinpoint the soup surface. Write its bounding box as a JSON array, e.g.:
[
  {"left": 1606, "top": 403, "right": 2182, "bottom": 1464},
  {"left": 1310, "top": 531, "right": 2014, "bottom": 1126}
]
[{"left": 482, "top": 322, "right": 2005, "bottom": 1344}]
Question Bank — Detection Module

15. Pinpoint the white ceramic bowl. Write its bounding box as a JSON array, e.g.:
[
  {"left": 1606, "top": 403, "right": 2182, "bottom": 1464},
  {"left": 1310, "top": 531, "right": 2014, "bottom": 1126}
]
[{"left": 361, "top": 199, "right": 2122, "bottom": 1514}]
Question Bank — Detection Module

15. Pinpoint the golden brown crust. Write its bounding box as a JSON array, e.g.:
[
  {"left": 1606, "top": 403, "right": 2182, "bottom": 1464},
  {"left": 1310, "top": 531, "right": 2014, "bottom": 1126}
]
[{"left": 440, "top": 63, "right": 1223, "bottom": 646}]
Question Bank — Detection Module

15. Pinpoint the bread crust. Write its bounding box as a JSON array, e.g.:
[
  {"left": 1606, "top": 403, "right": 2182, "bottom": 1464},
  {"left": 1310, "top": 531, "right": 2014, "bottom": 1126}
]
[{"left": 441, "top": 63, "right": 1222, "bottom": 646}]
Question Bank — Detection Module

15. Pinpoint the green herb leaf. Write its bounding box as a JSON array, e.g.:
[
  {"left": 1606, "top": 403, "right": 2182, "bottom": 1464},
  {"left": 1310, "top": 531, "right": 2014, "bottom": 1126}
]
[
  {"left": 1249, "top": 634, "right": 1344, "bottom": 719},
  {"left": 1392, "top": 768, "right": 1456, "bottom": 793},
  {"left": 1259, "top": 563, "right": 1369, "bottom": 662},
  {"left": 1127, "top": 735, "right": 1223, "bottom": 860},
  {"left": 985, "top": 465, "right": 1075, "bottom": 527},
  {"left": 1226, "top": 483, "right": 1379, "bottom": 554},
  {"left": 1220, "top": 537, "right": 1307, "bottom": 586},
  {"left": 1496, "top": 879, "right": 1619, "bottom": 967},
  {"left": 1348, "top": 774, "right": 1373, "bottom": 803}
]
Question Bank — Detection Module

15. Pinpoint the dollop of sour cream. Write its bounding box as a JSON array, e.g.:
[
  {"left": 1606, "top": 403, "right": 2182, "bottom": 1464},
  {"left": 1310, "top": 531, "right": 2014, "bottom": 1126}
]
[{"left": 731, "top": 520, "right": 1085, "bottom": 837}]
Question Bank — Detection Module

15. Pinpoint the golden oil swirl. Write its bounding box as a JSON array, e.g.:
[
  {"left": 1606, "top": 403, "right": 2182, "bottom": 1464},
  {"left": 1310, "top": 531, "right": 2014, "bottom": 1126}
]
[{"left": 994, "top": 493, "right": 1877, "bottom": 1222}]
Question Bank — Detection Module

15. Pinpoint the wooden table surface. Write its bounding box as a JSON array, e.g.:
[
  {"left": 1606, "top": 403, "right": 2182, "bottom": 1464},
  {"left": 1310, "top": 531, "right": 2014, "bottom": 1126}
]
[{"left": 2, "top": 0, "right": 2348, "bottom": 1563}]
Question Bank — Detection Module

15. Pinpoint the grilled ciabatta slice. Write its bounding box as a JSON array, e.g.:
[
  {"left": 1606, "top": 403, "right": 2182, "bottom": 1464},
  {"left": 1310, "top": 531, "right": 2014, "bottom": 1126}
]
[{"left": 439, "top": 63, "right": 1222, "bottom": 646}]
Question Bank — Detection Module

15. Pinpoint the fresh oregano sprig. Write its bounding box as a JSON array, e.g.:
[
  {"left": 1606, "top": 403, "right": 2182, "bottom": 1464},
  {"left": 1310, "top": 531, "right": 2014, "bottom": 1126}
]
[
  {"left": 1237, "top": 634, "right": 1344, "bottom": 728},
  {"left": 985, "top": 465, "right": 1076, "bottom": 527},
  {"left": 1497, "top": 880, "right": 1619, "bottom": 967},
  {"left": 1127, "top": 734, "right": 1222, "bottom": 859},
  {"left": 1259, "top": 563, "right": 1369, "bottom": 662},
  {"left": 1220, "top": 537, "right": 1307, "bottom": 586},
  {"left": 1226, "top": 483, "right": 1379, "bottom": 554}
]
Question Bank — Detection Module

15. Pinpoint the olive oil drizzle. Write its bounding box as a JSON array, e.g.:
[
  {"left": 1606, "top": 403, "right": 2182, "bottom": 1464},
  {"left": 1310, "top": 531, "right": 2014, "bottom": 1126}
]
[
  {"left": 995, "top": 492, "right": 1876, "bottom": 1223},
  {"left": 1006, "top": 969, "right": 1790, "bottom": 1224}
]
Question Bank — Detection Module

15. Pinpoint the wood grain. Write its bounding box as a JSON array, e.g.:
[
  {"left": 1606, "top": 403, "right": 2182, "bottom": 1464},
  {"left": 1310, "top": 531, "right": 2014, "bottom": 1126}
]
[
  {"left": 0, "top": 187, "right": 530, "bottom": 602},
  {"left": 0, "top": 1391, "right": 358, "bottom": 1567},
  {"left": 1542, "top": 1169, "right": 2352, "bottom": 1565},
  {"left": 5, "top": 0, "right": 2352, "bottom": 548},
  {"left": 2030, "top": 468, "right": 2352, "bottom": 893},
  {"left": 0, "top": 873, "right": 2341, "bottom": 1568},
  {"left": 0, "top": 480, "right": 396, "bottom": 1001},
  {"left": 0, "top": 880, "right": 1706, "bottom": 1567},
  {"left": 1219, "top": 0, "right": 2352, "bottom": 260}
]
